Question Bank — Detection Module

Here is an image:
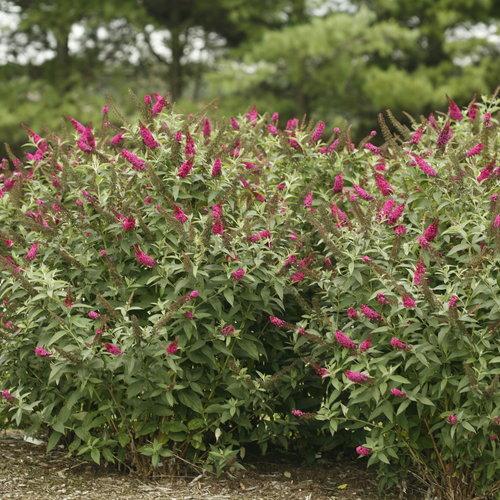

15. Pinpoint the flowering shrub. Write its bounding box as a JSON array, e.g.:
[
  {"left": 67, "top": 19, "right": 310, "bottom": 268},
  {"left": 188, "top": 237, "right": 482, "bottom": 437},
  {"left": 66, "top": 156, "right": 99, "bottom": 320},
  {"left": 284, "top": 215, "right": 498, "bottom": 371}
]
[
  {"left": 0, "top": 93, "right": 498, "bottom": 497},
  {"left": 0, "top": 100, "right": 318, "bottom": 473},
  {"left": 276, "top": 96, "right": 500, "bottom": 498}
]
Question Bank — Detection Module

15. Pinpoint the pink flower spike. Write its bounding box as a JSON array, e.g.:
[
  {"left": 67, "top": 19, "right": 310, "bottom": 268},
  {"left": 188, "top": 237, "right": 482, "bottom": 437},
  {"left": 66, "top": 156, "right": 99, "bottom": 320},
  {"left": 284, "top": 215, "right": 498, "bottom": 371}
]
[
  {"left": 335, "top": 330, "right": 357, "bottom": 350},
  {"left": 211, "top": 204, "right": 223, "bottom": 219},
  {"left": 290, "top": 271, "right": 305, "bottom": 283},
  {"left": 333, "top": 174, "right": 344, "bottom": 193},
  {"left": 376, "top": 293, "right": 389, "bottom": 305},
  {"left": 360, "top": 304, "right": 382, "bottom": 321},
  {"left": 166, "top": 340, "right": 179, "bottom": 355},
  {"left": 173, "top": 205, "right": 188, "bottom": 224},
  {"left": 402, "top": 294, "right": 416, "bottom": 309},
  {"left": 202, "top": 117, "right": 212, "bottom": 138},
  {"left": 121, "top": 149, "right": 146, "bottom": 171},
  {"left": 177, "top": 160, "right": 193, "bottom": 178},
  {"left": 359, "top": 338, "right": 372, "bottom": 352},
  {"left": 353, "top": 185, "right": 374, "bottom": 201},
  {"left": 390, "top": 337, "right": 410, "bottom": 350},
  {"left": 347, "top": 307, "right": 358, "bottom": 319},
  {"left": 25, "top": 243, "right": 39, "bottom": 261},
  {"left": 437, "top": 121, "right": 453, "bottom": 148},
  {"left": 122, "top": 217, "right": 136, "bottom": 231},
  {"left": 466, "top": 100, "right": 478, "bottom": 120},
  {"left": 231, "top": 268, "right": 246, "bottom": 281},
  {"left": 355, "top": 446, "right": 372, "bottom": 457},
  {"left": 151, "top": 94, "right": 167, "bottom": 116},
  {"left": 88, "top": 310, "right": 100, "bottom": 320},
  {"left": 291, "top": 409, "right": 305, "bottom": 417},
  {"left": 303, "top": 191, "right": 313, "bottom": 208},
  {"left": 211, "top": 158, "right": 222, "bottom": 177},
  {"left": 466, "top": 143, "right": 484, "bottom": 157},
  {"left": 140, "top": 126, "right": 159, "bottom": 149},
  {"left": 410, "top": 127, "right": 424, "bottom": 145},
  {"left": 1, "top": 389, "right": 14, "bottom": 401},
  {"left": 423, "top": 221, "right": 439, "bottom": 242},
  {"left": 211, "top": 219, "right": 224, "bottom": 235},
  {"left": 448, "top": 98, "right": 463, "bottom": 121},
  {"left": 34, "top": 346, "right": 51, "bottom": 357},
  {"left": 246, "top": 106, "right": 258, "bottom": 124},
  {"left": 221, "top": 325, "right": 236, "bottom": 336},
  {"left": 230, "top": 117, "right": 240, "bottom": 130},
  {"left": 269, "top": 316, "right": 287, "bottom": 328},
  {"left": 447, "top": 414, "right": 458, "bottom": 425},
  {"left": 409, "top": 153, "right": 437, "bottom": 177},
  {"left": 391, "top": 388, "right": 407, "bottom": 398},
  {"left": 413, "top": 261, "right": 426, "bottom": 286},
  {"left": 104, "top": 343, "right": 123, "bottom": 356},
  {"left": 345, "top": 370, "right": 370, "bottom": 383},
  {"left": 316, "top": 367, "right": 330, "bottom": 379},
  {"left": 394, "top": 225, "right": 407, "bottom": 236},
  {"left": 374, "top": 174, "right": 393, "bottom": 196},
  {"left": 134, "top": 246, "right": 156, "bottom": 268},
  {"left": 448, "top": 295, "right": 459, "bottom": 308},
  {"left": 267, "top": 123, "right": 279, "bottom": 136},
  {"left": 364, "top": 142, "right": 381, "bottom": 155},
  {"left": 311, "top": 121, "right": 325, "bottom": 142},
  {"left": 493, "top": 214, "right": 500, "bottom": 229}
]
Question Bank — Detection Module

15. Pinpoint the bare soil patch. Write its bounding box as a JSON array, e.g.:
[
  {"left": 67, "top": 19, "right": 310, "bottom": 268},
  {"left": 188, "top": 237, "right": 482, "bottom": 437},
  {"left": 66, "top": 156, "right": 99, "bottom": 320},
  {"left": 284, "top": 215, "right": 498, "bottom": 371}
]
[{"left": 0, "top": 431, "right": 387, "bottom": 499}]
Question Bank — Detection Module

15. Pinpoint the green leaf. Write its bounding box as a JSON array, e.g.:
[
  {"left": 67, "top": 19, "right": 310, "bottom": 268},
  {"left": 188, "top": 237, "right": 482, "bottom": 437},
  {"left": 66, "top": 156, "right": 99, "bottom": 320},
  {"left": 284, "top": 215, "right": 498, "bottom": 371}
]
[
  {"left": 91, "top": 448, "right": 101, "bottom": 465},
  {"left": 177, "top": 390, "right": 204, "bottom": 414},
  {"left": 47, "top": 431, "right": 62, "bottom": 452}
]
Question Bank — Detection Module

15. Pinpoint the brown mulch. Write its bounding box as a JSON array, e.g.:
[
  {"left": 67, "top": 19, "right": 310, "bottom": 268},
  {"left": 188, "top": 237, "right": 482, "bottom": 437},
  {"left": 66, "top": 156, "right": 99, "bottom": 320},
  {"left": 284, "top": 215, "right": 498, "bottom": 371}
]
[{"left": 0, "top": 431, "right": 389, "bottom": 499}]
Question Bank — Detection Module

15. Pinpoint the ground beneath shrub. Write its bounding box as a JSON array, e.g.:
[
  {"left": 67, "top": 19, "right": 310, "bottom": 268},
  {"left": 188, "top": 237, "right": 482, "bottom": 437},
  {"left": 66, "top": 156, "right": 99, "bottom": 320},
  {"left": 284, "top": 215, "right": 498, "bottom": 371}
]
[{"left": 0, "top": 431, "right": 390, "bottom": 499}]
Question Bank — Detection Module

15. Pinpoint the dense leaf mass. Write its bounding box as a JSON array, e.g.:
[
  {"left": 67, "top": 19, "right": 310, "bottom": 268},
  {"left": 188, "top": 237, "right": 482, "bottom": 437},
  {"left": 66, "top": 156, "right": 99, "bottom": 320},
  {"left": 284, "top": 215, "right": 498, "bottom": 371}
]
[{"left": 0, "top": 94, "right": 499, "bottom": 496}]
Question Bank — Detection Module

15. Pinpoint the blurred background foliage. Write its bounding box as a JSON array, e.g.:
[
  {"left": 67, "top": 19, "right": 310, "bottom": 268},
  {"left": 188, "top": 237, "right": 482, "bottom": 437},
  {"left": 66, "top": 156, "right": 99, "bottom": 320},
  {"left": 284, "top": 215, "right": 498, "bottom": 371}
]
[{"left": 0, "top": 0, "right": 499, "bottom": 150}]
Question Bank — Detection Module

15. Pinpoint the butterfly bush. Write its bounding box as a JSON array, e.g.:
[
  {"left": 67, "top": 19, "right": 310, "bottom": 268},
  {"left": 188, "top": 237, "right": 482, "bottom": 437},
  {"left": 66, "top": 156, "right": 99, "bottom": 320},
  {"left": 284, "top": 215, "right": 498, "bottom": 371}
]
[
  {"left": 0, "top": 93, "right": 498, "bottom": 496},
  {"left": 0, "top": 98, "right": 318, "bottom": 475},
  {"left": 276, "top": 95, "right": 499, "bottom": 498}
]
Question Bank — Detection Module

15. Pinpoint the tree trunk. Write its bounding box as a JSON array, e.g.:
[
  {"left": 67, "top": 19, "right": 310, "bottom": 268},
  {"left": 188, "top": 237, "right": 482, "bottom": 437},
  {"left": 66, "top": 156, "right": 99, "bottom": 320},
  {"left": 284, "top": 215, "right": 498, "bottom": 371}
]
[
  {"left": 55, "top": 28, "right": 71, "bottom": 90},
  {"left": 169, "top": 27, "right": 185, "bottom": 101}
]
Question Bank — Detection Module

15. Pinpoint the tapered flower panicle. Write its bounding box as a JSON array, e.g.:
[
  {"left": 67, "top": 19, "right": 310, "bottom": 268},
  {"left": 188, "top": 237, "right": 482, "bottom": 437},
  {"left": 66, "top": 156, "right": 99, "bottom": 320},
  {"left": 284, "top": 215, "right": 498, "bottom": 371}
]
[
  {"left": 166, "top": 341, "right": 179, "bottom": 354},
  {"left": 25, "top": 243, "right": 39, "bottom": 261},
  {"left": 413, "top": 261, "right": 426, "bottom": 286},
  {"left": 311, "top": 121, "right": 325, "bottom": 142},
  {"left": 335, "top": 330, "right": 357, "bottom": 349},
  {"left": 211, "top": 158, "right": 222, "bottom": 177},
  {"left": 391, "top": 388, "right": 407, "bottom": 398},
  {"left": 360, "top": 304, "right": 382, "bottom": 321},
  {"left": 140, "top": 126, "right": 159, "bottom": 149},
  {"left": 448, "top": 98, "right": 463, "bottom": 121},
  {"left": 333, "top": 174, "right": 344, "bottom": 193},
  {"left": 356, "top": 446, "right": 372, "bottom": 457},
  {"left": 178, "top": 160, "right": 193, "bottom": 178},
  {"left": 437, "top": 121, "right": 453, "bottom": 148},
  {"left": 374, "top": 174, "right": 393, "bottom": 196},
  {"left": 345, "top": 370, "right": 370, "bottom": 383},
  {"left": 231, "top": 268, "right": 246, "bottom": 281},
  {"left": 121, "top": 149, "right": 146, "bottom": 171},
  {"left": 390, "top": 337, "right": 410, "bottom": 350},
  {"left": 269, "top": 316, "right": 287, "bottom": 328},
  {"left": 466, "top": 143, "right": 484, "bottom": 157},
  {"left": 104, "top": 343, "right": 123, "bottom": 356},
  {"left": 134, "top": 245, "right": 156, "bottom": 268},
  {"left": 34, "top": 346, "right": 51, "bottom": 357}
]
